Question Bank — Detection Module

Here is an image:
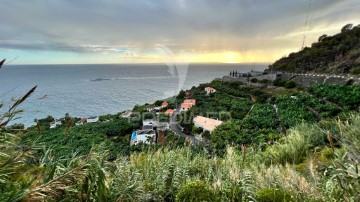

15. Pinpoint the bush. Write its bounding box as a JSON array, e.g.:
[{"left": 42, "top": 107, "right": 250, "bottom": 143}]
[
  {"left": 251, "top": 78, "right": 258, "bottom": 83},
  {"left": 257, "top": 188, "right": 292, "bottom": 202},
  {"left": 350, "top": 66, "right": 360, "bottom": 75},
  {"left": 176, "top": 180, "right": 215, "bottom": 202},
  {"left": 284, "top": 80, "right": 296, "bottom": 89},
  {"left": 192, "top": 126, "right": 203, "bottom": 134},
  {"left": 273, "top": 78, "right": 285, "bottom": 87}
]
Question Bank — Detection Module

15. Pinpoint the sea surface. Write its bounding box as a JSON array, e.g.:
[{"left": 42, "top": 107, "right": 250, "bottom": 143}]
[{"left": 0, "top": 63, "right": 267, "bottom": 126}]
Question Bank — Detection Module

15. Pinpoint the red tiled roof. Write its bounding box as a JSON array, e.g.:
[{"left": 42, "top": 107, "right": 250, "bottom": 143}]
[
  {"left": 205, "top": 87, "right": 216, "bottom": 91},
  {"left": 183, "top": 99, "right": 196, "bottom": 105},
  {"left": 181, "top": 103, "right": 192, "bottom": 109},
  {"left": 161, "top": 101, "right": 169, "bottom": 107},
  {"left": 165, "top": 109, "right": 174, "bottom": 115}
]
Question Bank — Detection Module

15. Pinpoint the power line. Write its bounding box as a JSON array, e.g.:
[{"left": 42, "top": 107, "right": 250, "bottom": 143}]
[{"left": 301, "top": 0, "right": 312, "bottom": 50}]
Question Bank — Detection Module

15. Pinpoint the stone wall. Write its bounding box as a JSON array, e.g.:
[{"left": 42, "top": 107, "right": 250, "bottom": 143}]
[
  {"left": 222, "top": 73, "right": 360, "bottom": 86},
  {"left": 280, "top": 73, "right": 360, "bottom": 87}
]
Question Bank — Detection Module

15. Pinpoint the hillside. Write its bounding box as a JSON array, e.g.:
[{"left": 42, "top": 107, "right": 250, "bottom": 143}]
[
  {"left": 270, "top": 24, "right": 360, "bottom": 75},
  {"left": 2, "top": 57, "right": 360, "bottom": 201}
]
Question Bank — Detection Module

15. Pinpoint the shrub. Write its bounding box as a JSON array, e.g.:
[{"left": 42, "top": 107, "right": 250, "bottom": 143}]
[
  {"left": 257, "top": 188, "right": 292, "bottom": 202},
  {"left": 251, "top": 78, "right": 258, "bottom": 83},
  {"left": 350, "top": 66, "right": 360, "bottom": 75},
  {"left": 176, "top": 180, "right": 215, "bottom": 202},
  {"left": 284, "top": 80, "right": 296, "bottom": 89},
  {"left": 273, "top": 78, "right": 285, "bottom": 87}
]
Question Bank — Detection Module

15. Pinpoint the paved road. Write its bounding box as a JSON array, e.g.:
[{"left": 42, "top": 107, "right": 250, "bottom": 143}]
[{"left": 169, "top": 108, "right": 202, "bottom": 145}]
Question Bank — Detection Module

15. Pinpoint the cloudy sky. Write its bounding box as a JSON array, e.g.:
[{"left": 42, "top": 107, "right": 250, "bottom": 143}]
[{"left": 1, "top": 0, "right": 360, "bottom": 64}]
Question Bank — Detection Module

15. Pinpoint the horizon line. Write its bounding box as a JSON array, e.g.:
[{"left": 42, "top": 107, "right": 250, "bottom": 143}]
[{"left": 6, "top": 62, "right": 272, "bottom": 66}]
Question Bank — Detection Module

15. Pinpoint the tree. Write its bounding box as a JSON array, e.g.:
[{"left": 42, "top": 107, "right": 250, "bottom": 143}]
[
  {"left": 341, "top": 24, "right": 353, "bottom": 33},
  {"left": 154, "top": 100, "right": 163, "bottom": 106},
  {"left": 318, "top": 34, "right": 328, "bottom": 42},
  {"left": 177, "top": 90, "right": 185, "bottom": 100}
]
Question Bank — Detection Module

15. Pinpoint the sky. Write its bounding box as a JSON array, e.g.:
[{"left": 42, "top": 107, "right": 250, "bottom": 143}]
[{"left": 1, "top": 0, "right": 360, "bottom": 64}]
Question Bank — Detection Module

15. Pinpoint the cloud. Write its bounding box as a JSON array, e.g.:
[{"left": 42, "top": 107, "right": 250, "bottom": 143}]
[{"left": 0, "top": 0, "right": 359, "bottom": 63}]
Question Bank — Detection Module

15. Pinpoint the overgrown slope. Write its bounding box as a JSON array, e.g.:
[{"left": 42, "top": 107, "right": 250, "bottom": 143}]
[{"left": 270, "top": 24, "right": 360, "bottom": 75}]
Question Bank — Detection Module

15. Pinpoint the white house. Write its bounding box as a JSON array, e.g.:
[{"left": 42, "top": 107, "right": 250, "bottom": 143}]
[
  {"left": 130, "top": 130, "right": 157, "bottom": 146},
  {"left": 87, "top": 116, "right": 99, "bottom": 123},
  {"left": 205, "top": 87, "right": 216, "bottom": 95},
  {"left": 193, "top": 116, "right": 223, "bottom": 133},
  {"left": 49, "top": 120, "right": 62, "bottom": 129}
]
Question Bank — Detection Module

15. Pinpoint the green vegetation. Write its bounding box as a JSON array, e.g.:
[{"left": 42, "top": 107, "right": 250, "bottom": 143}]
[
  {"left": 176, "top": 180, "right": 215, "bottom": 202},
  {"left": 276, "top": 96, "right": 317, "bottom": 128},
  {"left": 257, "top": 188, "right": 292, "bottom": 202},
  {"left": 2, "top": 58, "right": 360, "bottom": 201},
  {"left": 308, "top": 84, "right": 360, "bottom": 110},
  {"left": 2, "top": 114, "right": 360, "bottom": 201},
  {"left": 271, "top": 24, "right": 360, "bottom": 74}
]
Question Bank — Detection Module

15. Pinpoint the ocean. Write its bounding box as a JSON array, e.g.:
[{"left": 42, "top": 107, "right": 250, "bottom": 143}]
[{"left": 0, "top": 63, "right": 267, "bottom": 126}]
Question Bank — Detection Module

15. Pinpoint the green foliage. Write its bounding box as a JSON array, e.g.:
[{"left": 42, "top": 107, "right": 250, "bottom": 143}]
[
  {"left": 257, "top": 188, "right": 292, "bottom": 202},
  {"left": 350, "top": 65, "right": 360, "bottom": 75},
  {"left": 177, "top": 90, "right": 186, "bottom": 100},
  {"left": 35, "top": 115, "right": 55, "bottom": 126},
  {"left": 308, "top": 84, "right": 360, "bottom": 110},
  {"left": 295, "top": 92, "right": 341, "bottom": 118},
  {"left": 22, "top": 118, "right": 134, "bottom": 159},
  {"left": 250, "top": 78, "right": 258, "bottom": 83},
  {"left": 154, "top": 100, "right": 163, "bottom": 106},
  {"left": 211, "top": 120, "right": 278, "bottom": 155},
  {"left": 244, "top": 104, "right": 278, "bottom": 129},
  {"left": 176, "top": 180, "right": 215, "bottom": 202},
  {"left": 271, "top": 24, "right": 360, "bottom": 74},
  {"left": 273, "top": 78, "right": 286, "bottom": 87},
  {"left": 276, "top": 96, "right": 316, "bottom": 128},
  {"left": 192, "top": 126, "right": 203, "bottom": 134},
  {"left": 2, "top": 113, "right": 360, "bottom": 201},
  {"left": 284, "top": 80, "right": 296, "bottom": 89}
]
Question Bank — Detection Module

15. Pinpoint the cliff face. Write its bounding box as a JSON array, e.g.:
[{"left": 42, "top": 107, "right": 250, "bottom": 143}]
[{"left": 270, "top": 24, "right": 360, "bottom": 75}]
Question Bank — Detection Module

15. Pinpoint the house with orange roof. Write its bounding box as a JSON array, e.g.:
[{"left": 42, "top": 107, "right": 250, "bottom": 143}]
[
  {"left": 183, "top": 99, "right": 196, "bottom": 106},
  {"left": 205, "top": 87, "right": 216, "bottom": 95},
  {"left": 160, "top": 101, "right": 169, "bottom": 109},
  {"left": 165, "top": 109, "right": 174, "bottom": 116},
  {"left": 180, "top": 103, "right": 192, "bottom": 112},
  {"left": 193, "top": 116, "right": 223, "bottom": 133}
]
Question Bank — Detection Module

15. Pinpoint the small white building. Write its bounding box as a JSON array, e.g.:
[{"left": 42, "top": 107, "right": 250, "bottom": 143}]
[
  {"left": 49, "top": 120, "right": 62, "bottom": 129},
  {"left": 205, "top": 87, "right": 216, "bottom": 95},
  {"left": 143, "top": 119, "right": 155, "bottom": 127},
  {"left": 130, "top": 130, "right": 157, "bottom": 146},
  {"left": 87, "top": 116, "right": 99, "bottom": 123},
  {"left": 193, "top": 116, "right": 223, "bottom": 133}
]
